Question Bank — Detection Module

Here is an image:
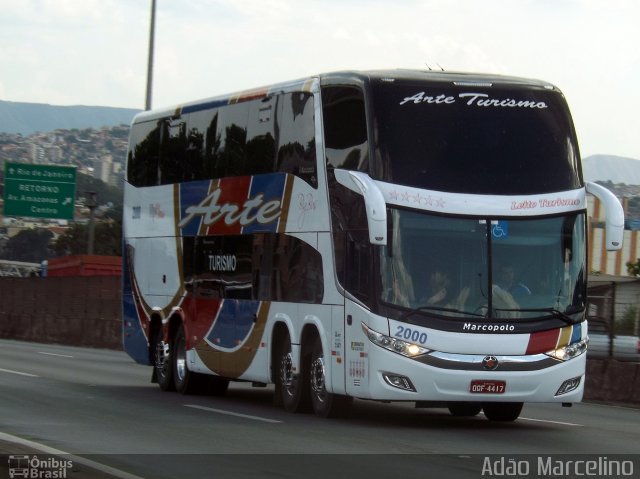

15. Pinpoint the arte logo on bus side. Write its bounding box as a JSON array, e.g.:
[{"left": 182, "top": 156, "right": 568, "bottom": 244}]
[
  {"left": 179, "top": 187, "right": 281, "bottom": 228},
  {"left": 178, "top": 174, "right": 288, "bottom": 235}
]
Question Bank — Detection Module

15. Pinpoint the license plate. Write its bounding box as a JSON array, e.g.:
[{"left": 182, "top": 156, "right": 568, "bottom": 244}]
[{"left": 470, "top": 379, "right": 506, "bottom": 394}]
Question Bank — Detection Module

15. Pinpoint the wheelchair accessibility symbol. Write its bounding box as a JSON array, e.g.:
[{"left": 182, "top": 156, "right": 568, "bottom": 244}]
[{"left": 491, "top": 221, "right": 509, "bottom": 239}]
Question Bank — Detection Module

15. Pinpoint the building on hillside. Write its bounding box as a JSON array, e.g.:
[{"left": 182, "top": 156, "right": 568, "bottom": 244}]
[{"left": 95, "top": 154, "right": 113, "bottom": 184}]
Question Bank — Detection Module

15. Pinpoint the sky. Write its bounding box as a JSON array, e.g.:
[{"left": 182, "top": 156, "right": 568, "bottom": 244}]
[{"left": 0, "top": 0, "right": 638, "bottom": 160}]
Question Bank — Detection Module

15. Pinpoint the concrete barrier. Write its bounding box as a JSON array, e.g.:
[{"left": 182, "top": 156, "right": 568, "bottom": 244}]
[
  {"left": 1, "top": 276, "right": 638, "bottom": 406},
  {"left": 0, "top": 276, "right": 121, "bottom": 350},
  {"left": 584, "top": 358, "right": 640, "bottom": 405}
]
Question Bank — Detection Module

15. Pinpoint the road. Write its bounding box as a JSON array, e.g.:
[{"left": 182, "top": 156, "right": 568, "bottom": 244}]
[{"left": 1, "top": 339, "right": 639, "bottom": 479}]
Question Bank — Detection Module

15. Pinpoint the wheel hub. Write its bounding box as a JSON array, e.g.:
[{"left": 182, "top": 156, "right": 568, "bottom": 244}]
[
  {"left": 175, "top": 337, "right": 186, "bottom": 382},
  {"left": 311, "top": 356, "right": 326, "bottom": 402},
  {"left": 280, "top": 352, "right": 294, "bottom": 389}
]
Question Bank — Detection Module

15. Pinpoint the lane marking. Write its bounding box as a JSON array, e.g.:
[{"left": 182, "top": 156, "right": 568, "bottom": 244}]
[
  {"left": 0, "top": 368, "right": 39, "bottom": 378},
  {"left": 518, "top": 417, "right": 583, "bottom": 427},
  {"left": 184, "top": 404, "right": 283, "bottom": 424},
  {"left": 38, "top": 351, "right": 74, "bottom": 358},
  {"left": 0, "top": 431, "right": 144, "bottom": 479}
]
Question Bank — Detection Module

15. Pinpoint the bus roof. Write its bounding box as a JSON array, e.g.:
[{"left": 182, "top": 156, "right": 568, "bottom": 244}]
[{"left": 131, "top": 69, "right": 559, "bottom": 125}]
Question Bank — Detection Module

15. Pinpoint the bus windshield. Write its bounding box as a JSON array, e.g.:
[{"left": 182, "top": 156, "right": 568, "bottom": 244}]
[
  {"left": 379, "top": 209, "right": 586, "bottom": 322},
  {"left": 370, "top": 81, "right": 582, "bottom": 195}
]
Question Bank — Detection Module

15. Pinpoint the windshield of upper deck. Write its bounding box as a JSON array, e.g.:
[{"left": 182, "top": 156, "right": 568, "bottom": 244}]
[{"left": 370, "top": 81, "right": 582, "bottom": 195}]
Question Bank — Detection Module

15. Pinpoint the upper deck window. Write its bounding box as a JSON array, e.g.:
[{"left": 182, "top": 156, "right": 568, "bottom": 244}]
[
  {"left": 127, "top": 92, "right": 317, "bottom": 188},
  {"left": 370, "top": 81, "right": 582, "bottom": 195}
]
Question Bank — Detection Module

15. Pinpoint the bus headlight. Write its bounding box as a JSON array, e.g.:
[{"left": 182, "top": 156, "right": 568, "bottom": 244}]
[
  {"left": 362, "top": 323, "right": 430, "bottom": 358},
  {"left": 545, "top": 338, "right": 588, "bottom": 361}
]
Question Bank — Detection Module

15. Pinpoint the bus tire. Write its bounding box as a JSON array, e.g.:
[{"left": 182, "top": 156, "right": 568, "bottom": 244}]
[
  {"left": 207, "top": 376, "right": 230, "bottom": 396},
  {"left": 173, "top": 324, "right": 206, "bottom": 395},
  {"left": 447, "top": 402, "right": 482, "bottom": 417},
  {"left": 153, "top": 325, "right": 175, "bottom": 391},
  {"left": 310, "top": 336, "right": 352, "bottom": 418},
  {"left": 482, "top": 402, "right": 523, "bottom": 422},
  {"left": 277, "top": 332, "right": 311, "bottom": 413}
]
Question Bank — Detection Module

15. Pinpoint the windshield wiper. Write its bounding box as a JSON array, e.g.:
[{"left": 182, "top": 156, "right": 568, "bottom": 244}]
[
  {"left": 493, "top": 307, "right": 581, "bottom": 325},
  {"left": 399, "top": 305, "right": 485, "bottom": 321}
]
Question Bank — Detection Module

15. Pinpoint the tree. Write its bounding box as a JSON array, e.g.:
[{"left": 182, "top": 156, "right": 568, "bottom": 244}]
[
  {"left": 76, "top": 172, "right": 123, "bottom": 214},
  {"left": 53, "top": 221, "right": 122, "bottom": 256},
  {"left": 52, "top": 223, "right": 86, "bottom": 256},
  {"left": 627, "top": 259, "right": 640, "bottom": 277},
  {"left": 1, "top": 229, "right": 53, "bottom": 262},
  {"left": 94, "top": 221, "right": 122, "bottom": 256}
]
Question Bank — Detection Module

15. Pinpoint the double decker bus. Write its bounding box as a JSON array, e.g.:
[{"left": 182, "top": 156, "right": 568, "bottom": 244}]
[{"left": 122, "top": 70, "right": 624, "bottom": 421}]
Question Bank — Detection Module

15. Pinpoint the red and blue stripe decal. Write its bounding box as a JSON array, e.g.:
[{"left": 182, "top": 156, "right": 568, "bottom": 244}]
[
  {"left": 195, "top": 300, "right": 271, "bottom": 378},
  {"left": 205, "top": 300, "right": 259, "bottom": 349},
  {"left": 526, "top": 322, "right": 583, "bottom": 355}
]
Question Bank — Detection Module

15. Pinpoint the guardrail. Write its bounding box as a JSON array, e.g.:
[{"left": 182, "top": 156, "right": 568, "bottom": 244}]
[{"left": 0, "top": 259, "right": 40, "bottom": 278}]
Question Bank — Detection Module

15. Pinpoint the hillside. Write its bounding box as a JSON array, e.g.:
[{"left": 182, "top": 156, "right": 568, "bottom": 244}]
[
  {"left": 1, "top": 100, "right": 639, "bottom": 186},
  {"left": 583, "top": 155, "right": 640, "bottom": 186},
  {"left": 0, "top": 100, "right": 140, "bottom": 135}
]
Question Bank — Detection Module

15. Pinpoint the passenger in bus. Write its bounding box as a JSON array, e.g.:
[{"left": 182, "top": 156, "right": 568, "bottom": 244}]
[
  {"left": 496, "top": 264, "right": 531, "bottom": 296},
  {"left": 421, "top": 272, "right": 471, "bottom": 310},
  {"left": 492, "top": 264, "right": 525, "bottom": 317},
  {"left": 425, "top": 271, "right": 450, "bottom": 305}
]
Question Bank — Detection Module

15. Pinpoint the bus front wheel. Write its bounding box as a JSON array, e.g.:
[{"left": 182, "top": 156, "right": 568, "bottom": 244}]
[
  {"left": 482, "top": 402, "right": 523, "bottom": 422},
  {"left": 310, "top": 336, "right": 352, "bottom": 418},
  {"left": 447, "top": 402, "right": 482, "bottom": 417}
]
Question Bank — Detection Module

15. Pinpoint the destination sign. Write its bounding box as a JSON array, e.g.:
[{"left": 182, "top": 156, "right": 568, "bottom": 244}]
[{"left": 3, "top": 162, "right": 77, "bottom": 220}]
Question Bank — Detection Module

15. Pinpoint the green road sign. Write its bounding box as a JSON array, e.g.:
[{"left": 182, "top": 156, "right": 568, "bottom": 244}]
[{"left": 3, "top": 162, "right": 77, "bottom": 220}]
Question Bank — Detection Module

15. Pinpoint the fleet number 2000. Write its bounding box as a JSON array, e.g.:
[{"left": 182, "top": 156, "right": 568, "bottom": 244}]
[{"left": 394, "top": 325, "right": 428, "bottom": 345}]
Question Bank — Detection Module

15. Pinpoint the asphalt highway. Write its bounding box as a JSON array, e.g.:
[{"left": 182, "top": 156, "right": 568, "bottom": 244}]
[{"left": 1, "top": 339, "right": 638, "bottom": 478}]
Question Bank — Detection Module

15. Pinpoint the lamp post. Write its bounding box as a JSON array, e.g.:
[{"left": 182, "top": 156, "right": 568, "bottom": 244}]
[
  {"left": 85, "top": 192, "right": 98, "bottom": 255},
  {"left": 145, "top": 0, "right": 156, "bottom": 110}
]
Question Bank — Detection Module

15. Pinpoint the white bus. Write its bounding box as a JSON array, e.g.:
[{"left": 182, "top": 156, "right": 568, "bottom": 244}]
[{"left": 122, "top": 70, "right": 624, "bottom": 421}]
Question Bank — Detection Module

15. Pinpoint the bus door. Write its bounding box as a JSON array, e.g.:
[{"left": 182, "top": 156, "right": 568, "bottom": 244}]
[{"left": 341, "top": 229, "right": 375, "bottom": 397}]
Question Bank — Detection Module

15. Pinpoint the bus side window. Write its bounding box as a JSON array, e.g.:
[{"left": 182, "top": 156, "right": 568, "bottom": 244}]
[
  {"left": 277, "top": 92, "right": 317, "bottom": 187},
  {"left": 186, "top": 108, "right": 221, "bottom": 181},
  {"left": 159, "top": 118, "right": 189, "bottom": 185},
  {"left": 221, "top": 235, "right": 253, "bottom": 300},
  {"left": 246, "top": 96, "right": 278, "bottom": 176},
  {"left": 215, "top": 102, "right": 249, "bottom": 178},
  {"left": 321, "top": 86, "right": 368, "bottom": 171},
  {"left": 344, "top": 229, "right": 373, "bottom": 304},
  {"left": 273, "top": 234, "right": 323, "bottom": 303},
  {"left": 183, "top": 126, "right": 205, "bottom": 182},
  {"left": 127, "top": 120, "right": 161, "bottom": 187}
]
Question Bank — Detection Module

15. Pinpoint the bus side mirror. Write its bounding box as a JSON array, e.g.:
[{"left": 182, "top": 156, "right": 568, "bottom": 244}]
[
  {"left": 334, "top": 169, "right": 387, "bottom": 245},
  {"left": 586, "top": 182, "right": 624, "bottom": 251}
]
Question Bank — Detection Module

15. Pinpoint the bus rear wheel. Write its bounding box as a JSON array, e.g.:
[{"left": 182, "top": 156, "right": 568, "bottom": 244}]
[
  {"left": 153, "top": 326, "right": 174, "bottom": 391},
  {"left": 309, "top": 336, "right": 352, "bottom": 418},
  {"left": 173, "top": 324, "right": 207, "bottom": 394},
  {"left": 482, "top": 402, "right": 523, "bottom": 422},
  {"left": 277, "top": 333, "right": 311, "bottom": 413},
  {"left": 208, "top": 376, "right": 230, "bottom": 396}
]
